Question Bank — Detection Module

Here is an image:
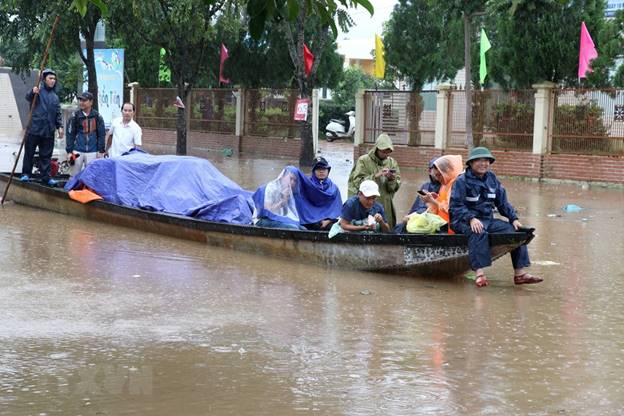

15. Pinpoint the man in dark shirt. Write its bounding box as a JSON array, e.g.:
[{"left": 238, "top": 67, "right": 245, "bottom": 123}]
[
  {"left": 340, "top": 180, "right": 390, "bottom": 233},
  {"left": 20, "top": 68, "right": 64, "bottom": 186}
]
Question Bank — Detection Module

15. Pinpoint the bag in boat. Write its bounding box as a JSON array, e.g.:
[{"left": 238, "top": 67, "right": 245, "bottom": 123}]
[
  {"left": 64, "top": 151, "right": 254, "bottom": 224},
  {"left": 406, "top": 212, "right": 447, "bottom": 234}
]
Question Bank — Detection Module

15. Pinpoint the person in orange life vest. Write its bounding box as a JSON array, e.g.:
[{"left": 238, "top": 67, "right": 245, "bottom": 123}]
[{"left": 417, "top": 155, "right": 463, "bottom": 233}]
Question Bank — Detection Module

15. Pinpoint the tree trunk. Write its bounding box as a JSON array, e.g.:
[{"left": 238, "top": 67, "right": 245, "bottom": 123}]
[
  {"left": 299, "top": 99, "right": 315, "bottom": 166},
  {"left": 176, "top": 82, "right": 188, "bottom": 155},
  {"left": 84, "top": 36, "right": 98, "bottom": 110},
  {"left": 407, "top": 89, "right": 424, "bottom": 146},
  {"left": 463, "top": 12, "right": 474, "bottom": 150}
]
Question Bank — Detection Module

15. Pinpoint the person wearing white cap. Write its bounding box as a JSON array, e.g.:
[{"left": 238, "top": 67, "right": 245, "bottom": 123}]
[{"left": 339, "top": 180, "right": 390, "bottom": 233}]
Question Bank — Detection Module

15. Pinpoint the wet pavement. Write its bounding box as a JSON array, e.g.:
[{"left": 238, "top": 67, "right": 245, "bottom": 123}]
[{"left": 1, "top": 142, "right": 624, "bottom": 415}]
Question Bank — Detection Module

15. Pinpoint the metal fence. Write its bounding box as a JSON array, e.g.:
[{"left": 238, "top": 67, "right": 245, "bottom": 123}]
[
  {"left": 363, "top": 90, "right": 436, "bottom": 146},
  {"left": 244, "top": 89, "right": 300, "bottom": 138},
  {"left": 448, "top": 89, "right": 534, "bottom": 150},
  {"left": 135, "top": 88, "right": 237, "bottom": 133},
  {"left": 190, "top": 89, "right": 236, "bottom": 134},
  {"left": 135, "top": 88, "right": 178, "bottom": 130},
  {"left": 551, "top": 89, "right": 624, "bottom": 155}
]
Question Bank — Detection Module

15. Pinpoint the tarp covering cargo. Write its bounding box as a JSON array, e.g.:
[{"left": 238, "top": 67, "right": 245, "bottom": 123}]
[{"left": 64, "top": 151, "right": 254, "bottom": 224}]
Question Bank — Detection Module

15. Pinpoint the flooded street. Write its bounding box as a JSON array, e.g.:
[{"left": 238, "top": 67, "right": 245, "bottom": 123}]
[{"left": 1, "top": 143, "right": 624, "bottom": 415}]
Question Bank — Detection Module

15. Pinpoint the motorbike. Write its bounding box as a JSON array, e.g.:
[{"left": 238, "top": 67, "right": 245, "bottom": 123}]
[{"left": 325, "top": 110, "right": 355, "bottom": 142}]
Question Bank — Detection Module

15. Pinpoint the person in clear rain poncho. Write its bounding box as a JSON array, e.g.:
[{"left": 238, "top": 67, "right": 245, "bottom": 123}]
[{"left": 252, "top": 167, "right": 305, "bottom": 230}]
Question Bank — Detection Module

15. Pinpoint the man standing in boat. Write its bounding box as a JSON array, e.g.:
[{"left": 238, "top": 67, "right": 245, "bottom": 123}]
[
  {"left": 105, "top": 102, "right": 142, "bottom": 158},
  {"left": 449, "top": 147, "right": 542, "bottom": 288},
  {"left": 347, "top": 133, "right": 401, "bottom": 227},
  {"left": 20, "top": 68, "right": 64, "bottom": 187},
  {"left": 65, "top": 91, "right": 106, "bottom": 177}
]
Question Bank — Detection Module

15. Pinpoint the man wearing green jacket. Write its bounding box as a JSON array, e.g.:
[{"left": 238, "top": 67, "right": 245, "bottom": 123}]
[{"left": 348, "top": 133, "right": 401, "bottom": 227}]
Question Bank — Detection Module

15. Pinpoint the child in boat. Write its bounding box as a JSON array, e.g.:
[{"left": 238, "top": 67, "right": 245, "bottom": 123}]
[{"left": 339, "top": 180, "right": 390, "bottom": 233}]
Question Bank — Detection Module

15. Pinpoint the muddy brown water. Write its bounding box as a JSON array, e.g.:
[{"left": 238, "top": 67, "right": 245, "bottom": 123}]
[{"left": 1, "top": 143, "right": 623, "bottom": 415}]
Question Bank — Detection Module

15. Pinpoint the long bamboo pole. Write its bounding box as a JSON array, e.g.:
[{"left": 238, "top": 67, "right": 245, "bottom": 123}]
[{"left": 1, "top": 15, "right": 61, "bottom": 205}]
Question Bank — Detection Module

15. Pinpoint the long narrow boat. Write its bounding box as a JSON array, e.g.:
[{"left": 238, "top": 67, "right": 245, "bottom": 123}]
[{"left": 0, "top": 174, "right": 534, "bottom": 276}]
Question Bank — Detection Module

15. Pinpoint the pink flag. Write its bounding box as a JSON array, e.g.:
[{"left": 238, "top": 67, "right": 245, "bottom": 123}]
[
  {"left": 578, "top": 21, "right": 598, "bottom": 79},
  {"left": 219, "top": 43, "right": 230, "bottom": 84}
]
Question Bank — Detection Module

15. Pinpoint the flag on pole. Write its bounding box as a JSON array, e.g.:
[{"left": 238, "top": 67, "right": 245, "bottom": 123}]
[
  {"left": 304, "top": 44, "right": 314, "bottom": 77},
  {"left": 479, "top": 28, "right": 491, "bottom": 85},
  {"left": 374, "top": 34, "right": 385, "bottom": 79},
  {"left": 578, "top": 21, "right": 598, "bottom": 79},
  {"left": 219, "top": 43, "right": 230, "bottom": 84}
]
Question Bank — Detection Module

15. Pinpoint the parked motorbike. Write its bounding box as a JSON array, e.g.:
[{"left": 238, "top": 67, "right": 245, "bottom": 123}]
[{"left": 325, "top": 110, "right": 355, "bottom": 142}]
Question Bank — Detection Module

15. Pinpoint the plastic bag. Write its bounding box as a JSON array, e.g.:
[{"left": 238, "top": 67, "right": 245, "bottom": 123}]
[{"left": 405, "top": 212, "right": 447, "bottom": 234}]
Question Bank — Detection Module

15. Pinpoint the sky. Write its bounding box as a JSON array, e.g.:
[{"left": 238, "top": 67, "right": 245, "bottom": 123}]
[{"left": 336, "top": 0, "right": 398, "bottom": 60}]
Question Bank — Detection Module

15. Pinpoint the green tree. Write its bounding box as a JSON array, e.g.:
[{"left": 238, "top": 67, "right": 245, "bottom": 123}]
[
  {"left": 0, "top": 0, "right": 104, "bottom": 108},
  {"left": 120, "top": 0, "right": 225, "bottom": 155},
  {"left": 436, "top": 0, "right": 487, "bottom": 149},
  {"left": 331, "top": 66, "right": 375, "bottom": 108},
  {"left": 488, "top": 0, "right": 613, "bottom": 88},
  {"left": 384, "top": 0, "right": 464, "bottom": 145},
  {"left": 279, "top": 1, "right": 361, "bottom": 164}
]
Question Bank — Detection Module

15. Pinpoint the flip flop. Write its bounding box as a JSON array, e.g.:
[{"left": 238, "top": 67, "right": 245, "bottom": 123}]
[
  {"left": 475, "top": 274, "right": 489, "bottom": 287},
  {"left": 514, "top": 273, "right": 543, "bottom": 285}
]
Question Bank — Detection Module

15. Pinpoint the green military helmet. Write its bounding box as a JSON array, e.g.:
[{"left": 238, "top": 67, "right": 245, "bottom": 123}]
[{"left": 466, "top": 146, "right": 495, "bottom": 165}]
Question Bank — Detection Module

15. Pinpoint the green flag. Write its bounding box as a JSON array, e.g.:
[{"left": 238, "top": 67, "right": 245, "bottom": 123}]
[{"left": 479, "top": 28, "right": 491, "bottom": 85}]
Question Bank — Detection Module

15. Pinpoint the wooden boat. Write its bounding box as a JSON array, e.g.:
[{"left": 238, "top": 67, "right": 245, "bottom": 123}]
[{"left": 0, "top": 174, "right": 535, "bottom": 276}]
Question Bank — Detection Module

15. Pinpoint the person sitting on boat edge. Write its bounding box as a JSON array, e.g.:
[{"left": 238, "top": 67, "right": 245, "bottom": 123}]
[
  {"left": 409, "top": 157, "right": 442, "bottom": 215},
  {"left": 339, "top": 180, "right": 390, "bottom": 233},
  {"left": 347, "top": 133, "right": 401, "bottom": 228},
  {"left": 252, "top": 167, "right": 306, "bottom": 230},
  {"left": 302, "top": 156, "right": 341, "bottom": 231},
  {"left": 449, "top": 147, "right": 542, "bottom": 288}
]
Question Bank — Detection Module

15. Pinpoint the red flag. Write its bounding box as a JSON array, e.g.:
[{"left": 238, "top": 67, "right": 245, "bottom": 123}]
[
  {"left": 303, "top": 44, "right": 314, "bottom": 77},
  {"left": 220, "top": 43, "right": 230, "bottom": 84}
]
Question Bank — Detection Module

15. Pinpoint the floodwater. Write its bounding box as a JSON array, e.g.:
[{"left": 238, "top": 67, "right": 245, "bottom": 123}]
[{"left": 1, "top": 142, "right": 624, "bottom": 415}]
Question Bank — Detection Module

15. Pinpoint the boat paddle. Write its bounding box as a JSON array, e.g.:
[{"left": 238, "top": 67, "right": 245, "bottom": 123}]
[{"left": 1, "top": 15, "right": 61, "bottom": 206}]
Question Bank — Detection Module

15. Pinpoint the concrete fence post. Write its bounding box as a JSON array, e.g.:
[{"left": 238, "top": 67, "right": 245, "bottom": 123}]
[
  {"left": 354, "top": 89, "right": 366, "bottom": 146},
  {"left": 233, "top": 88, "right": 245, "bottom": 154},
  {"left": 434, "top": 83, "right": 452, "bottom": 150},
  {"left": 312, "top": 88, "right": 319, "bottom": 155},
  {"left": 128, "top": 82, "right": 139, "bottom": 108},
  {"left": 532, "top": 82, "right": 556, "bottom": 155},
  {"left": 235, "top": 88, "right": 245, "bottom": 137}
]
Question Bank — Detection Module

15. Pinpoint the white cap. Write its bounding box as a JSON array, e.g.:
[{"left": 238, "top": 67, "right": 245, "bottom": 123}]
[{"left": 359, "top": 180, "right": 380, "bottom": 197}]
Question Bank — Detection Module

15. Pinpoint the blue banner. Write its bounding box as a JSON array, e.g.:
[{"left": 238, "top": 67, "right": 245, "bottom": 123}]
[{"left": 83, "top": 48, "right": 124, "bottom": 128}]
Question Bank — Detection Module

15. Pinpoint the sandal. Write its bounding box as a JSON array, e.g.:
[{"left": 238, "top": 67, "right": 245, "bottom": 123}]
[
  {"left": 475, "top": 274, "right": 489, "bottom": 287},
  {"left": 514, "top": 273, "right": 543, "bottom": 285}
]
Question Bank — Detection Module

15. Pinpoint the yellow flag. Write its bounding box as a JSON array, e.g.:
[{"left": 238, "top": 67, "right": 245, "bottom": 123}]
[{"left": 374, "top": 34, "right": 385, "bottom": 79}]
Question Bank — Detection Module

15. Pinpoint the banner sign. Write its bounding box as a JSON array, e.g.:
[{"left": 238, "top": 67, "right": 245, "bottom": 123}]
[
  {"left": 294, "top": 98, "right": 310, "bottom": 121},
  {"left": 83, "top": 48, "right": 124, "bottom": 128}
]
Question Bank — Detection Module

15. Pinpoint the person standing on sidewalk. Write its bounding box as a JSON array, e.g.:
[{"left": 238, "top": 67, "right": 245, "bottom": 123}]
[
  {"left": 20, "top": 68, "right": 64, "bottom": 186},
  {"left": 65, "top": 91, "right": 106, "bottom": 177}
]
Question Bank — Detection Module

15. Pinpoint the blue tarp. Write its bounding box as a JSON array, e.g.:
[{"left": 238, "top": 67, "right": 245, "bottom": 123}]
[
  {"left": 252, "top": 166, "right": 343, "bottom": 226},
  {"left": 64, "top": 152, "right": 254, "bottom": 224}
]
